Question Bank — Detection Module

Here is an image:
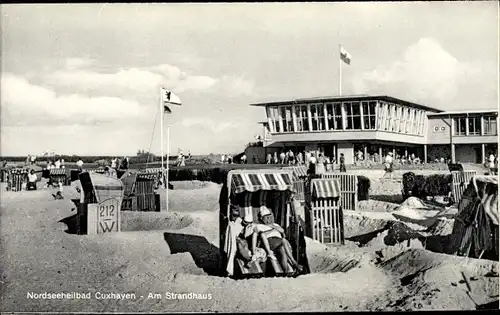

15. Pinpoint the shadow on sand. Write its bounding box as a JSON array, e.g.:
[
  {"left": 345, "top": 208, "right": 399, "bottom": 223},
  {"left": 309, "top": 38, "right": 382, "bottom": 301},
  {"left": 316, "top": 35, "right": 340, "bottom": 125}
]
[
  {"left": 370, "top": 195, "right": 403, "bottom": 204},
  {"left": 164, "top": 232, "right": 221, "bottom": 276},
  {"left": 58, "top": 199, "right": 84, "bottom": 235}
]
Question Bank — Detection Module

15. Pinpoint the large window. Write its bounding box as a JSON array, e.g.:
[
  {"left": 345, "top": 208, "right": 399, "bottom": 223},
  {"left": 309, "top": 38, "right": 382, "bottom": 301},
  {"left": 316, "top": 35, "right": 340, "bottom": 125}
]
[
  {"left": 268, "top": 106, "right": 280, "bottom": 133},
  {"left": 310, "top": 104, "right": 325, "bottom": 131},
  {"left": 326, "top": 103, "right": 333, "bottom": 130},
  {"left": 454, "top": 116, "right": 466, "bottom": 136},
  {"left": 295, "top": 105, "right": 309, "bottom": 132},
  {"left": 313, "top": 104, "right": 325, "bottom": 131},
  {"left": 392, "top": 105, "right": 400, "bottom": 132},
  {"left": 419, "top": 111, "right": 425, "bottom": 135},
  {"left": 468, "top": 116, "right": 481, "bottom": 136},
  {"left": 484, "top": 115, "right": 497, "bottom": 135},
  {"left": 280, "top": 106, "right": 293, "bottom": 132},
  {"left": 362, "top": 101, "right": 377, "bottom": 130},
  {"left": 344, "top": 102, "right": 362, "bottom": 130}
]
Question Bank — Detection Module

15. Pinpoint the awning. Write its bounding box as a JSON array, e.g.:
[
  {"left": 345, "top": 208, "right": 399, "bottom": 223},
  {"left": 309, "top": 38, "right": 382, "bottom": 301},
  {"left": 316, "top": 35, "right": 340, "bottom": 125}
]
[
  {"left": 283, "top": 166, "right": 308, "bottom": 178},
  {"left": 311, "top": 178, "right": 341, "bottom": 199},
  {"left": 137, "top": 173, "right": 158, "bottom": 181},
  {"left": 231, "top": 172, "right": 294, "bottom": 194},
  {"left": 49, "top": 169, "right": 67, "bottom": 175},
  {"left": 145, "top": 167, "right": 163, "bottom": 173}
]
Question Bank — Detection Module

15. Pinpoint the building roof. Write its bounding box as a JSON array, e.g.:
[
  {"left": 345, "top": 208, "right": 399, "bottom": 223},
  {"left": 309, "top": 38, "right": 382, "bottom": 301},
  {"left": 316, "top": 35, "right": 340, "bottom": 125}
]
[
  {"left": 250, "top": 95, "right": 443, "bottom": 113},
  {"left": 427, "top": 109, "right": 498, "bottom": 116}
]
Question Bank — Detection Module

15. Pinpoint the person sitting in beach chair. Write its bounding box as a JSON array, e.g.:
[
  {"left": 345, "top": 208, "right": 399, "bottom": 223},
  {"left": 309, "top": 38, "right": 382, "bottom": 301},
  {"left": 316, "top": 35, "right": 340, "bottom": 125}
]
[
  {"left": 243, "top": 209, "right": 303, "bottom": 273},
  {"left": 27, "top": 169, "right": 37, "bottom": 191},
  {"left": 52, "top": 181, "right": 64, "bottom": 200}
]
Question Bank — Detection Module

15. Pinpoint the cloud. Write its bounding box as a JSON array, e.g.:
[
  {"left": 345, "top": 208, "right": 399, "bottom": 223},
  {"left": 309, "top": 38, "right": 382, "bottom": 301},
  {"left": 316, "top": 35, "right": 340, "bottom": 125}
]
[
  {"left": 44, "top": 63, "right": 253, "bottom": 98},
  {"left": 64, "top": 57, "right": 96, "bottom": 70},
  {"left": 351, "top": 38, "right": 492, "bottom": 109},
  {"left": 1, "top": 73, "right": 147, "bottom": 126}
]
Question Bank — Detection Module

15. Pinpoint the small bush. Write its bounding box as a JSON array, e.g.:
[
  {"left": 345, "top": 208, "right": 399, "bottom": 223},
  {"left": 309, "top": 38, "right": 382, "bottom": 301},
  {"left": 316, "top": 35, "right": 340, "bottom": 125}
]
[
  {"left": 402, "top": 171, "right": 452, "bottom": 200},
  {"left": 357, "top": 175, "right": 371, "bottom": 201}
]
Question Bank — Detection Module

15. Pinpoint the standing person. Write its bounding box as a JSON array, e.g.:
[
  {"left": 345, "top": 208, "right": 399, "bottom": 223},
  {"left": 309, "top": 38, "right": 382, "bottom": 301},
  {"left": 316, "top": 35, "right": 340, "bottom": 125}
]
[
  {"left": 227, "top": 154, "right": 233, "bottom": 164},
  {"left": 266, "top": 153, "right": 272, "bottom": 164},
  {"left": 180, "top": 154, "right": 186, "bottom": 167},
  {"left": 241, "top": 154, "right": 247, "bottom": 164},
  {"left": 339, "top": 153, "right": 347, "bottom": 173},
  {"left": 288, "top": 150, "right": 295, "bottom": 165},
  {"left": 383, "top": 152, "right": 394, "bottom": 180},
  {"left": 221, "top": 154, "right": 226, "bottom": 164},
  {"left": 273, "top": 152, "right": 279, "bottom": 164},
  {"left": 76, "top": 158, "right": 84, "bottom": 172},
  {"left": 122, "top": 156, "right": 129, "bottom": 170},
  {"left": 280, "top": 151, "right": 286, "bottom": 164},
  {"left": 60, "top": 159, "right": 65, "bottom": 169},
  {"left": 54, "top": 158, "right": 61, "bottom": 169},
  {"left": 316, "top": 153, "right": 326, "bottom": 176},
  {"left": 488, "top": 152, "right": 496, "bottom": 175},
  {"left": 296, "top": 152, "right": 303, "bottom": 165},
  {"left": 27, "top": 169, "right": 38, "bottom": 191},
  {"left": 111, "top": 157, "right": 117, "bottom": 170},
  {"left": 30, "top": 154, "right": 36, "bottom": 165}
]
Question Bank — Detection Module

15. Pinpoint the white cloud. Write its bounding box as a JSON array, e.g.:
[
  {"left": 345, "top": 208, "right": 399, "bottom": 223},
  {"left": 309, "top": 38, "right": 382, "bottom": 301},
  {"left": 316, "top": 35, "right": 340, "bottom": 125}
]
[
  {"left": 44, "top": 63, "right": 253, "bottom": 98},
  {"left": 64, "top": 57, "right": 96, "bottom": 70},
  {"left": 1, "top": 73, "right": 147, "bottom": 126},
  {"left": 351, "top": 38, "right": 487, "bottom": 108}
]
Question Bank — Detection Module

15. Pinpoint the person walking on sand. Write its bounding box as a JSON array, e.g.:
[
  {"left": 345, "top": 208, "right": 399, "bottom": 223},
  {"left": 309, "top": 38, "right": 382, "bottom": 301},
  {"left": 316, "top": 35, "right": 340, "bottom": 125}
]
[
  {"left": 383, "top": 152, "right": 394, "bottom": 180},
  {"left": 266, "top": 153, "right": 272, "bottom": 164},
  {"left": 488, "top": 152, "right": 496, "bottom": 175},
  {"left": 339, "top": 153, "right": 347, "bottom": 173}
]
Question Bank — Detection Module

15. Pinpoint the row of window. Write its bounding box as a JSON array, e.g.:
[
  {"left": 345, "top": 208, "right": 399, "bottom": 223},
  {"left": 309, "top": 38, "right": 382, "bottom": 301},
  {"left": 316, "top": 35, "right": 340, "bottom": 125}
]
[
  {"left": 377, "top": 101, "right": 426, "bottom": 135},
  {"left": 453, "top": 116, "right": 497, "bottom": 136},
  {"left": 266, "top": 101, "right": 425, "bottom": 135}
]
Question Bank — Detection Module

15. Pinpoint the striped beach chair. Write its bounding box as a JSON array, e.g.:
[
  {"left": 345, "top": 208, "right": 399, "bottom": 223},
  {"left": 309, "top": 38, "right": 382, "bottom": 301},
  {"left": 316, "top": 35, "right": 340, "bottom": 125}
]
[
  {"left": 305, "top": 178, "right": 344, "bottom": 245},
  {"left": 451, "top": 170, "right": 477, "bottom": 205},
  {"left": 49, "top": 168, "right": 69, "bottom": 185},
  {"left": 8, "top": 169, "right": 28, "bottom": 192},
  {"left": 282, "top": 165, "right": 308, "bottom": 203},
  {"left": 320, "top": 173, "right": 358, "bottom": 211}
]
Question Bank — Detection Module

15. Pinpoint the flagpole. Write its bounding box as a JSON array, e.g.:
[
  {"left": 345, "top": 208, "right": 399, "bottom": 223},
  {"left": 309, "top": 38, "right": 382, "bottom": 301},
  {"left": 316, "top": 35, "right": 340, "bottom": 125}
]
[
  {"left": 166, "top": 125, "right": 170, "bottom": 212},
  {"left": 339, "top": 44, "right": 342, "bottom": 96},
  {"left": 160, "top": 87, "right": 164, "bottom": 185}
]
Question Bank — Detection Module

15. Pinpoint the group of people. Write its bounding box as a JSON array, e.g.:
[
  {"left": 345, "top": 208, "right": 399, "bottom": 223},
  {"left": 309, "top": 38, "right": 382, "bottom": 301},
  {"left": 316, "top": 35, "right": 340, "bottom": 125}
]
[
  {"left": 220, "top": 154, "right": 234, "bottom": 164},
  {"left": 263, "top": 150, "right": 347, "bottom": 174},
  {"left": 230, "top": 206, "right": 303, "bottom": 275}
]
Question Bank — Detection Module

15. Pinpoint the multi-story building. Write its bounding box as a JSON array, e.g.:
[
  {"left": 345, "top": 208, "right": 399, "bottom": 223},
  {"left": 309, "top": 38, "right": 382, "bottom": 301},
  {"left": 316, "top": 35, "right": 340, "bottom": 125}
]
[{"left": 251, "top": 95, "right": 498, "bottom": 164}]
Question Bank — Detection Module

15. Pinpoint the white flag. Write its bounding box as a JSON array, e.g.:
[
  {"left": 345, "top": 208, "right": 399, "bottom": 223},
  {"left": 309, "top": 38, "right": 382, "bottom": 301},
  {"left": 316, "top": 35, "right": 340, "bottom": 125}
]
[
  {"left": 340, "top": 46, "right": 352, "bottom": 65},
  {"left": 161, "top": 87, "right": 182, "bottom": 113}
]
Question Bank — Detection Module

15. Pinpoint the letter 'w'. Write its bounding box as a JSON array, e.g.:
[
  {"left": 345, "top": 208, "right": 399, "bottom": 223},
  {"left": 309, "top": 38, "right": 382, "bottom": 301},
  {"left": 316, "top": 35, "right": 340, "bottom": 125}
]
[{"left": 100, "top": 221, "right": 115, "bottom": 233}]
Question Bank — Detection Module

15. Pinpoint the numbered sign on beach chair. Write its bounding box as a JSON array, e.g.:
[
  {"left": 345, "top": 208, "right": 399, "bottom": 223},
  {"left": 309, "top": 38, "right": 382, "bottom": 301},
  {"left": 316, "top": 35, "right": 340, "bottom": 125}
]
[
  {"left": 320, "top": 173, "right": 358, "bottom": 211},
  {"left": 306, "top": 178, "right": 344, "bottom": 245}
]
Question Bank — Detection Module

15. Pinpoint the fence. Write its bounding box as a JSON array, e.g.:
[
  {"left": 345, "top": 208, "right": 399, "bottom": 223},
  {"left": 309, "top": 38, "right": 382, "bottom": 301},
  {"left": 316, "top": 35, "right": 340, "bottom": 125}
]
[
  {"left": 451, "top": 170, "right": 477, "bottom": 204},
  {"left": 9, "top": 169, "right": 28, "bottom": 191},
  {"left": 320, "top": 173, "right": 358, "bottom": 211},
  {"left": 310, "top": 199, "right": 344, "bottom": 244}
]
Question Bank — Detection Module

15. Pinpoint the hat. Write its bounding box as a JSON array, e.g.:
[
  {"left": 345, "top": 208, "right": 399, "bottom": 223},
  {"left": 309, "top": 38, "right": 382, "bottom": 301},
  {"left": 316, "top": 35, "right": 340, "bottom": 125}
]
[
  {"left": 243, "top": 213, "right": 253, "bottom": 224},
  {"left": 259, "top": 207, "right": 272, "bottom": 217}
]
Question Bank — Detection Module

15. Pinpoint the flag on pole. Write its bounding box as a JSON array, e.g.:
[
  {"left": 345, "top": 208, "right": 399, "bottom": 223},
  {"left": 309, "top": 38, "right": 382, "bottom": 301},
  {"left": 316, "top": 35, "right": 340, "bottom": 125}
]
[
  {"left": 161, "top": 87, "right": 182, "bottom": 113},
  {"left": 340, "top": 46, "right": 352, "bottom": 65}
]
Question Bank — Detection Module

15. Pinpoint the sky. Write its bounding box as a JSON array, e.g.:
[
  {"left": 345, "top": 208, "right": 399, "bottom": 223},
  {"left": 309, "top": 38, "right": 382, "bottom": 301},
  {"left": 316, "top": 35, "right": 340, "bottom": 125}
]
[{"left": 1, "top": 2, "right": 498, "bottom": 156}]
